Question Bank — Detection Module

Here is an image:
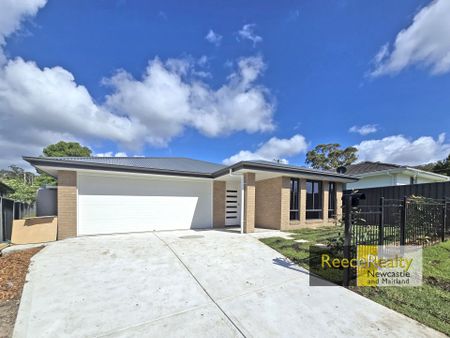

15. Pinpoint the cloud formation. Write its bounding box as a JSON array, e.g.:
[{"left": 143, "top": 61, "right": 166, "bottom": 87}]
[
  {"left": 349, "top": 124, "right": 378, "bottom": 136},
  {"left": 238, "top": 24, "right": 262, "bottom": 46},
  {"left": 223, "top": 134, "right": 308, "bottom": 165},
  {"left": 355, "top": 133, "right": 450, "bottom": 165},
  {"left": 205, "top": 29, "right": 222, "bottom": 46},
  {"left": 370, "top": 0, "right": 450, "bottom": 77}
]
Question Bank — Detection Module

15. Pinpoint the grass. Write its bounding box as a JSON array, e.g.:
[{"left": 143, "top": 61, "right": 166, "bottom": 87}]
[{"left": 260, "top": 226, "right": 450, "bottom": 336}]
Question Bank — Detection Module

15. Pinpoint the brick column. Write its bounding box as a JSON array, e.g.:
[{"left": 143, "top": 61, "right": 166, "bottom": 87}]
[
  {"left": 243, "top": 172, "right": 255, "bottom": 233},
  {"left": 335, "top": 182, "right": 343, "bottom": 221},
  {"left": 280, "top": 177, "right": 291, "bottom": 229},
  {"left": 57, "top": 170, "right": 77, "bottom": 239},
  {"left": 299, "top": 178, "right": 307, "bottom": 224},
  {"left": 323, "top": 180, "right": 329, "bottom": 223},
  {"left": 213, "top": 181, "right": 226, "bottom": 228}
]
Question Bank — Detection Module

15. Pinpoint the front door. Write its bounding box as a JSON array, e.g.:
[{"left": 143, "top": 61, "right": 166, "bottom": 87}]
[{"left": 225, "top": 181, "right": 241, "bottom": 226}]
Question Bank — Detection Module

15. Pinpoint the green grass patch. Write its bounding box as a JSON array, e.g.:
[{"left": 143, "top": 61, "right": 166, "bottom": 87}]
[{"left": 260, "top": 226, "right": 450, "bottom": 335}]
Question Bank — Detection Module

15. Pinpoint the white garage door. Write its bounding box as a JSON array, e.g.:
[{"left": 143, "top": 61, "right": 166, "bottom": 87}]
[{"left": 77, "top": 172, "right": 212, "bottom": 235}]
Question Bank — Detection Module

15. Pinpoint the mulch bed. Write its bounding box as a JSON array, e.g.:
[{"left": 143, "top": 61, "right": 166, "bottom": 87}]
[{"left": 0, "top": 247, "right": 43, "bottom": 338}]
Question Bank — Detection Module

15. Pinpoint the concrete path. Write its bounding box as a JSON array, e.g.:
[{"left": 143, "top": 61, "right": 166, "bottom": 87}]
[{"left": 14, "top": 230, "right": 443, "bottom": 338}]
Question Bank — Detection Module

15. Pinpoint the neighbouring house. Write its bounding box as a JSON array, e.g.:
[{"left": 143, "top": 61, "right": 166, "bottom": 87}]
[
  {"left": 343, "top": 161, "right": 449, "bottom": 190},
  {"left": 0, "top": 181, "right": 14, "bottom": 197},
  {"left": 23, "top": 156, "right": 357, "bottom": 239}
]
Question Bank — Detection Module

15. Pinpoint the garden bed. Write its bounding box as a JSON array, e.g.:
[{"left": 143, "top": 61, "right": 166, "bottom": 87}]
[{"left": 0, "top": 247, "right": 42, "bottom": 338}]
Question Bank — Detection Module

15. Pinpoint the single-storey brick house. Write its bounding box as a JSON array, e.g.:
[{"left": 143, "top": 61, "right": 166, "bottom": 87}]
[{"left": 24, "top": 157, "right": 357, "bottom": 239}]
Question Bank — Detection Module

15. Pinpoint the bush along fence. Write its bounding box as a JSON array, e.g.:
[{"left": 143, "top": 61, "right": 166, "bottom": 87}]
[
  {"left": 341, "top": 193, "right": 449, "bottom": 286},
  {"left": 0, "top": 197, "right": 35, "bottom": 242},
  {"left": 343, "top": 194, "right": 449, "bottom": 248}
]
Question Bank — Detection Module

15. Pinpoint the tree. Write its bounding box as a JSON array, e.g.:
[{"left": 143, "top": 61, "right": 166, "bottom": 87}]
[
  {"left": 39, "top": 141, "right": 92, "bottom": 186},
  {"left": 432, "top": 154, "right": 450, "bottom": 176},
  {"left": 43, "top": 141, "right": 92, "bottom": 157},
  {"left": 416, "top": 153, "right": 450, "bottom": 177},
  {"left": 1, "top": 165, "right": 39, "bottom": 203},
  {"left": 305, "top": 143, "right": 358, "bottom": 170}
]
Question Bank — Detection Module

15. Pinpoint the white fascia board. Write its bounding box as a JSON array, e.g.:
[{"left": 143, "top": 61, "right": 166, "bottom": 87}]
[{"left": 355, "top": 168, "right": 449, "bottom": 181}]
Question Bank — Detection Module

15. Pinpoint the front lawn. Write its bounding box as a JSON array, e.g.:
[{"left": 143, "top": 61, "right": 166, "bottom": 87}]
[{"left": 260, "top": 226, "right": 450, "bottom": 336}]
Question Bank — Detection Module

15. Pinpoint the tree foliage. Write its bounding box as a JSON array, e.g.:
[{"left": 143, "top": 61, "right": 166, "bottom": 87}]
[
  {"left": 43, "top": 141, "right": 92, "bottom": 157},
  {"left": 305, "top": 143, "right": 358, "bottom": 170},
  {"left": 416, "top": 153, "right": 450, "bottom": 177},
  {"left": 0, "top": 141, "right": 92, "bottom": 202}
]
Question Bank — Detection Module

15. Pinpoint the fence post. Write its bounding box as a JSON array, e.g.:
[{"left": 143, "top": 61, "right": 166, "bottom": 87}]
[
  {"left": 343, "top": 194, "right": 352, "bottom": 287},
  {"left": 400, "top": 196, "right": 407, "bottom": 246},
  {"left": 442, "top": 202, "right": 447, "bottom": 243},
  {"left": 378, "top": 197, "right": 384, "bottom": 246}
]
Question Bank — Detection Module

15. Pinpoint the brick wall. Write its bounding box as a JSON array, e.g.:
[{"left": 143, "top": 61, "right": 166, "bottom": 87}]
[
  {"left": 213, "top": 181, "right": 226, "bottom": 228},
  {"left": 255, "top": 177, "right": 282, "bottom": 229},
  {"left": 57, "top": 170, "right": 77, "bottom": 239}
]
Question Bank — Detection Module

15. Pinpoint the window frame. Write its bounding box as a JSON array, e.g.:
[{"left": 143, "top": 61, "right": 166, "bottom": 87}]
[
  {"left": 306, "top": 180, "right": 323, "bottom": 219},
  {"left": 289, "top": 178, "right": 300, "bottom": 220}
]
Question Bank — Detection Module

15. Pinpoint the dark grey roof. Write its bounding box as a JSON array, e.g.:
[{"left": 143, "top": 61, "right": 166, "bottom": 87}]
[
  {"left": 342, "top": 161, "right": 403, "bottom": 176},
  {"left": 214, "top": 160, "right": 357, "bottom": 180},
  {"left": 23, "top": 156, "right": 357, "bottom": 181},
  {"left": 23, "top": 156, "right": 226, "bottom": 176}
]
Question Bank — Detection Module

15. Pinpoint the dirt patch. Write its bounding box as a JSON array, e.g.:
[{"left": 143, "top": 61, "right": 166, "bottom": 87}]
[{"left": 0, "top": 247, "right": 43, "bottom": 338}]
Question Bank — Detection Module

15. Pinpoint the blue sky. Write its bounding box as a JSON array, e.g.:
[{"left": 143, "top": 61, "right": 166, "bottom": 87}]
[{"left": 0, "top": 0, "right": 449, "bottom": 169}]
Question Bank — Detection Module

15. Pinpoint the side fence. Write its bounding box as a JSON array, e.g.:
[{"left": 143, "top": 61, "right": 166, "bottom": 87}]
[{"left": 0, "top": 197, "right": 35, "bottom": 242}]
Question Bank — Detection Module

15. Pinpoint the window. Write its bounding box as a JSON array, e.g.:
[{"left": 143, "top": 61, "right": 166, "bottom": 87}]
[
  {"left": 328, "top": 182, "right": 336, "bottom": 218},
  {"left": 290, "top": 178, "right": 300, "bottom": 220},
  {"left": 306, "top": 180, "right": 322, "bottom": 219}
]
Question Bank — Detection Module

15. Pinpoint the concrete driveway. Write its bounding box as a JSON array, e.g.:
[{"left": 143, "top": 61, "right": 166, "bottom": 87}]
[{"left": 14, "top": 230, "right": 443, "bottom": 338}]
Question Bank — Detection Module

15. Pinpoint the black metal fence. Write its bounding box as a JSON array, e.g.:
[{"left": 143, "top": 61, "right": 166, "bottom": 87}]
[
  {"left": 0, "top": 197, "right": 35, "bottom": 242},
  {"left": 344, "top": 195, "right": 449, "bottom": 248}
]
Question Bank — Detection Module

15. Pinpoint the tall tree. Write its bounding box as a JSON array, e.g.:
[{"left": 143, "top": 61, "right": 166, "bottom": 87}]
[
  {"left": 430, "top": 153, "right": 450, "bottom": 176},
  {"left": 43, "top": 141, "right": 92, "bottom": 157},
  {"left": 39, "top": 141, "right": 93, "bottom": 186},
  {"left": 305, "top": 143, "right": 358, "bottom": 170}
]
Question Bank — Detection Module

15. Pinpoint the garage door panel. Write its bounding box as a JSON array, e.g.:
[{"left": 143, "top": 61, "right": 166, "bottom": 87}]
[{"left": 78, "top": 173, "right": 212, "bottom": 235}]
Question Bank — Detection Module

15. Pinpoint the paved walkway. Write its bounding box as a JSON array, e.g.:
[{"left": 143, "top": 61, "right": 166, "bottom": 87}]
[{"left": 14, "top": 230, "right": 443, "bottom": 337}]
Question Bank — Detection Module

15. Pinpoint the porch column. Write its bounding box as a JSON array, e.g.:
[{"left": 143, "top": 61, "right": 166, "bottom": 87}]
[
  {"left": 243, "top": 172, "right": 255, "bottom": 233},
  {"left": 323, "top": 180, "right": 329, "bottom": 223},
  {"left": 213, "top": 181, "right": 226, "bottom": 228},
  {"left": 335, "top": 182, "right": 343, "bottom": 221}
]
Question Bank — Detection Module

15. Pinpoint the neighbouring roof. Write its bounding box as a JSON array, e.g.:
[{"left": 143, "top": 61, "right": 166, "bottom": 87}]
[
  {"left": 23, "top": 156, "right": 357, "bottom": 181},
  {"left": 342, "top": 161, "right": 449, "bottom": 181},
  {"left": 342, "top": 161, "right": 402, "bottom": 176}
]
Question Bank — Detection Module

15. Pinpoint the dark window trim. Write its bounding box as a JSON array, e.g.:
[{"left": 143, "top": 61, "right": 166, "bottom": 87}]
[
  {"left": 290, "top": 178, "right": 300, "bottom": 220},
  {"left": 306, "top": 180, "right": 323, "bottom": 220}
]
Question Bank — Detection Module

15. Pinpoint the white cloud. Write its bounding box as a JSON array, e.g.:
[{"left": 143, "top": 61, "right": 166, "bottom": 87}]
[
  {"left": 205, "top": 29, "right": 222, "bottom": 46},
  {"left": 105, "top": 55, "right": 274, "bottom": 143},
  {"left": 0, "top": 0, "right": 47, "bottom": 63},
  {"left": 238, "top": 24, "right": 262, "bottom": 46},
  {"left": 0, "top": 1, "right": 275, "bottom": 169},
  {"left": 95, "top": 151, "right": 128, "bottom": 157},
  {"left": 371, "top": 0, "right": 450, "bottom": 77},
  {"left": 355, "top": 133, "right": 450, "bottom": 165},
  {"left": 223, "top": 134, "right": 308, "bottom": 165},
  {"left": 349, "top": 124, "right": 378, "bottom": 136}
]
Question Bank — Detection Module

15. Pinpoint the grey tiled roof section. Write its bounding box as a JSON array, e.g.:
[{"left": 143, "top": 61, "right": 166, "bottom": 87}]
[
  {"left": 36, "top": 157, "right": 226, "bottom": 175},
  {"left": 342, "top": 161, "right": 403, "bottom": 175}
]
